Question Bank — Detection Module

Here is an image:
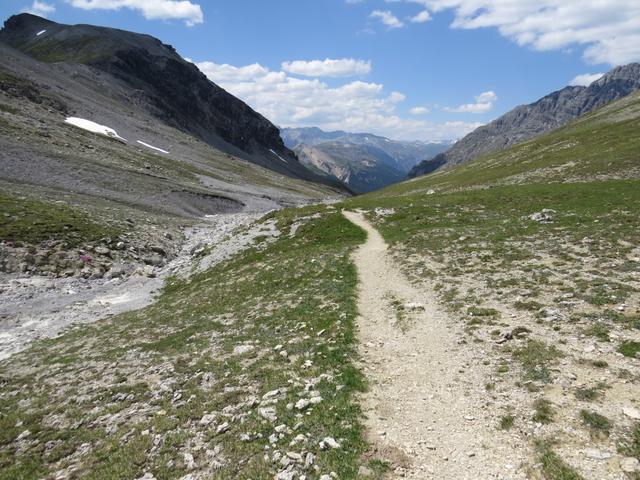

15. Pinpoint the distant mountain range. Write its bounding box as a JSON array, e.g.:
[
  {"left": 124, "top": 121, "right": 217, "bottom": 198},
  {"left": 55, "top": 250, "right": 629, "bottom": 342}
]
[
  {"left": 281, "top": 127, "right": 449, "bottom": 193},
  {"left": 409, "top": 63, "right": 640, "bottom": 177}
]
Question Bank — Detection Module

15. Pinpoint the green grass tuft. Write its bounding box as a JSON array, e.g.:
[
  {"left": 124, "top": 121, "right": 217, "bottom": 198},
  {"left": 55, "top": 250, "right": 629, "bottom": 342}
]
[
  {"left": 498, "top": 415, "right": 515, "bottom": 430},
  {"left": 532, "top": 398, "right": 555, "bottom": 424},
  {"left": 580, "top": 409, "right": 612, "bottom": 436},
  {"left": 513, "top": 340, "right": 563, "bottom": 383},
  {"left": 535, "top": 439, "right": 584, "bottom": 480},
  {"left": 618, "top": 341, "right": 640, "bottom": 358}
]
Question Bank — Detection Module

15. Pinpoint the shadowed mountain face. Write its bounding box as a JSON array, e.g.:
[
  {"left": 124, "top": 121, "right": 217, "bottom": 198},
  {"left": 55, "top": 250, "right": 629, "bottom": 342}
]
[
  {"left": 0, "top": 14, "right": 341, "bottom": 187},
  {"left": 294, "top": 143, "right": 406, "bottom": 194},
  {"left": 409, "top": 63, "right": 640, "bottom": 177},
  {"left": 282, "top": 127, "right": 449, "bottom": 192},
  {"left": 0, "top": 14, "right": 348, "bottom": 225}
]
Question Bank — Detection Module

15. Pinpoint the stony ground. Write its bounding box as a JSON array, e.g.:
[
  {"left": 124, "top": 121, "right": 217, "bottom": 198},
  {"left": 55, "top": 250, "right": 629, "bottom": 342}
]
[
  {"left": 0, "top": 213, "right": 262, "bottom": 360},
  {"left": 0, "top": 206, "right": 376, "bottom": 480},
  {"left": 347, "top": 181, "right": 640, "bottom": 479}
]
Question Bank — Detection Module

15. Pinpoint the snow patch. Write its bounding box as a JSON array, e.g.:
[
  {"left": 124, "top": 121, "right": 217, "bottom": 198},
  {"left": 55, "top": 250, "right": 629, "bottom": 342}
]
[
  {"left": 36, "top": 30, "right": 46, "bottom": 36},
  {"left": 137, "top": 140, "right": 169, "bottom": 154},
  {"left": 65, "top": 117, "right": 127, "bottom": 141},
  {"left": 269, "top": 148, "right": 288, "bottom": 163}
]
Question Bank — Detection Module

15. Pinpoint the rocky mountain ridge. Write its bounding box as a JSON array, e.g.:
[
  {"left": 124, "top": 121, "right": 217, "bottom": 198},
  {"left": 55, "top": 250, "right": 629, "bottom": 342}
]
[
  {"left": 0, "top": 14, "right": 338, "bottom": 186},
  {"left": 409, "top": 63, "right": 640, "bottom": 177}
]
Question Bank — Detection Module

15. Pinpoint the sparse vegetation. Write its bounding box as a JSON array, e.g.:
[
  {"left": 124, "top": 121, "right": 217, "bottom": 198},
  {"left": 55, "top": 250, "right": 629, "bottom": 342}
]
[
  {"left": 535, "top": 439, "right": 584, "bottom": 480},
  {"left": 0, "top": 208, "right": 370, "bottom": 478},
  {"left": 591, "top": 360, "right": 609, "bottom": 368},
  {"left": 574, "top": 383, "right": 607, "bottom": 402},
  {"left": 580, "top": 410, "right": 612, "bottom": 436},
  {"left": 618, "top": 341, "right": 640, "bottom": 358},
  {"left": 513, "top": 340, "right": 563, "bottom": 383},
  {"left": 582, "top": 323, "right": 611, "bottom": 342},
  {"left": 467, "top": 306, "right": 500, "bottom": 317},
  {"left": 618, "top": 423, "right": 640, "bottom": 458},
  {"left": 499, "top": 415, "right": 515, "bottom": 430},
  {"left": 532, "top": 399, "right": 555, "bottom": 424},
  {"left": 0, "top": 192, "right": 122, "bottom": 246}
]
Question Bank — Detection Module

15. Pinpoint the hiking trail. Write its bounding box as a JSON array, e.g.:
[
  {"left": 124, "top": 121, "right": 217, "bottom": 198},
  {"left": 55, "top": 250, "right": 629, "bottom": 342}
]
[{"left": 342, "top": 210, "right": 526, "bottom": 480}]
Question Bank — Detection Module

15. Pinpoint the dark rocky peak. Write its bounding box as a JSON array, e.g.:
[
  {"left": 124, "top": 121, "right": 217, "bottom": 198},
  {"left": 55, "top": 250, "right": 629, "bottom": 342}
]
[
  {"left": 0, "top": 13, "right": 179, "bottom": 63},
  {"left": 0, "top": 14, "right": 341, "bottom": 187}
]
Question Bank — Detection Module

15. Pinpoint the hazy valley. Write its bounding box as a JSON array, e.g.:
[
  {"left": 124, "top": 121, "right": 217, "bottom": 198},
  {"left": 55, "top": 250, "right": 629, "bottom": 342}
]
[{"left": 281, "top": 127, "right": 449, "bottom": 193}]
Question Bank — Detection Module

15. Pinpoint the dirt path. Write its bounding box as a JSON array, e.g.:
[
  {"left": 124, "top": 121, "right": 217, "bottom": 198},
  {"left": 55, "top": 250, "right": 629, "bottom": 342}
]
[{"left": 343, "top": 210, "right": 527, "bottom": 480}]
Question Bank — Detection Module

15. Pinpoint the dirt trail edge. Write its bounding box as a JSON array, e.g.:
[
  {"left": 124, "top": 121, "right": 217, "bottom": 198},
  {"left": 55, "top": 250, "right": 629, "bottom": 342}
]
[{"left": 342, "top": 210, "right": 527, "bottom": 480}]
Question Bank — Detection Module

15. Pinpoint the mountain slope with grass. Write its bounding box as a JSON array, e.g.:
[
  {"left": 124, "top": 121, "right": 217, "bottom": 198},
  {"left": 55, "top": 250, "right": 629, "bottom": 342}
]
[
  {"left": 1, "top": 207, "right": 377, "bottom": 479},
  {"left": 0, "top": 14, "right": 349, "bottom": 280},
  {"left": 399, "top": 89, "right": 640, "bottom": 195},
  {"left": 409, "top": 63, "right": 640, "bottom": 177},
  {"left": 3, "top": 81, "right": 638, "bottom": 480},
  {"left": 344, "top": 90, "right": 640, "bottom": 479}
]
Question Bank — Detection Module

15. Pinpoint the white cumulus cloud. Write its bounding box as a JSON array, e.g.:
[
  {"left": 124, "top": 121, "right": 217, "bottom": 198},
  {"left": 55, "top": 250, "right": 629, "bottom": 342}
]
[
  {"left": 569, "top": 72, "right": 605, "bottom": 86},
  {"left": 370, "top": 10, "right": 405, "bottom": 29},
  {"left": 66, "top": 0, "right": 204, "bottom": 26},
  {"left": 410, "top": 10, "right": 431, "bottom": 23},
  {"left": 21, "top": 1, "right": 55, "bottom": 17},
  {"left": 445, "top": 90, "right": 497, "bottom": 114},
  {"left": 404, "top": 0, "right": 640, "bottom": 65},
  {"left": 194, "top": 62, "right": 269, "bottom": 83},
  {"left": 409, "top": 106, "right": 431, "bottom": 115},
  {"left": 281, "top": 58, "right": 372, "bottom": 78},
  {"left": 475, "top": 90, "right": 497, "bottom": 103},
  {"left": 195, "top": 60, "right": 480, "bottom": 141}
]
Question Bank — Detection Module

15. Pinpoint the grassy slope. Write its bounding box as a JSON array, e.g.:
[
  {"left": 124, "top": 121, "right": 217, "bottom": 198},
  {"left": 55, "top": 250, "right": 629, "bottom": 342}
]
[
  {"left": 0, "top": 207, "right": 375, "bottom": 479},
  {"left": 0, "top": 192, "right": 122, "bottom": 246},
  {"left": 0, "top": 65, "right": 339, "bottom": 208},
  {"left": 344, "top": 92, "right": 640, "bottom": 477},
  {"left": 379, "top": 90, "right": 640, "bottom": 198}
]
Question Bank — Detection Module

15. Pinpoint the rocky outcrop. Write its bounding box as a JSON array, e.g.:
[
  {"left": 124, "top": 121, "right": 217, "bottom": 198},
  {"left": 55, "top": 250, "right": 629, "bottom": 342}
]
[
  {"left": 409, "top": 63, "right": 640, "bottom": 177},
  {"left": 0, "top": 232, "right": 176, "bottom": 279}
]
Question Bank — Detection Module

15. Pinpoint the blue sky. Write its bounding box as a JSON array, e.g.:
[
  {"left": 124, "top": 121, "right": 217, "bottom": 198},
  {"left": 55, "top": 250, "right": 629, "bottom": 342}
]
[{"left": 2, "top": 1, "right": 639, "bottom": 141}]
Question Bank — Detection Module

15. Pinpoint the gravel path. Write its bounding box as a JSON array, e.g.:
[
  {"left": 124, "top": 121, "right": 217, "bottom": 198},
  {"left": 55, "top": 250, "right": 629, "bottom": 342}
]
[
  {"left": 0, "top": 212, "right": 264, "bottom": 360},
  {"left": 342, "top": 210, "right": 527, "bottom": 480}
]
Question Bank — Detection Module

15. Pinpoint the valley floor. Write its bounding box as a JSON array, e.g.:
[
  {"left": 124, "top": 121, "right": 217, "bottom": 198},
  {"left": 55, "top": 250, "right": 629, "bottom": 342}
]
[{"left": 1, "top": 189, "right": 639, "bottom": 480}]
